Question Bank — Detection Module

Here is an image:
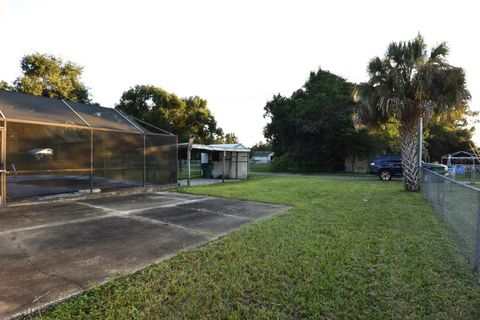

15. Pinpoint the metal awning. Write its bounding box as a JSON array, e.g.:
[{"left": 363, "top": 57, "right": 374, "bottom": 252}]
[
  {"left": 178, "top": 143, "right": 250, "bottom": 153},
  {"left": 441, "top": 151, "right": 480, "bottom": 165}
]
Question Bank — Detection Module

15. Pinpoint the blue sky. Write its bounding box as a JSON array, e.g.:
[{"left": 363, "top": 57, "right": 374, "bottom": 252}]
[{"left": 1, "top": 0, "right": 478, "bottom": 146}]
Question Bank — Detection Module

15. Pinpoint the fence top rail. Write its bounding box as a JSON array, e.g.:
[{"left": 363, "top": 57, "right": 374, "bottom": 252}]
[{"left": 422, "top": 167, "right": 480, "bottom": 192}]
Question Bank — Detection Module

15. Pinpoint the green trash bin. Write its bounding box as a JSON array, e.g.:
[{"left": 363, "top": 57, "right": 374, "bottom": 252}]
[
  {"left": 430, "top": 165, "right": 447, "bottom": 175},
  {"left": 200, "top": 162, "right": 214, "bottom": 178},
  {"left": 423, "top": 163, "right": 448, "bottom": 175}
]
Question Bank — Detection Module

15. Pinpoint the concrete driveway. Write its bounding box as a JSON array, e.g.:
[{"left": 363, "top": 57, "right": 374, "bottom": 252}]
[{"left": 0, "top": 192, "right": 289, "bottom": 319}]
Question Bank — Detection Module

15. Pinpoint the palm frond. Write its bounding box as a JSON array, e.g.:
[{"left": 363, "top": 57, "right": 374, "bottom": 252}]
[
  {"left": 367, "top": 57, "right": 383, "bottom": 77},
  {"left": 430, "top": 42, "right": 449, "bottom": 61},
  {"left": 410, "top": 34, "right": 427, "bottom": 66},
  {"left": 353, "top": 83, "right": 390, "bottom": 129},
  {"left": 387, "top": 42, "right": 404, "bottom": 65},
  {"left": 357, "top": 34, "right": 470, "bottom": 126}
]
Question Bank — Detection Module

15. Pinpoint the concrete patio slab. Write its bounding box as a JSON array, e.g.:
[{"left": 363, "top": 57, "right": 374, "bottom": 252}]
[
  {"left": 136, "top": 206, "right": 250, "bottom": 235},
  {"left": 177, "top": 198, "right": 285, "bottom": 219},
  {"left": 0, "top": 192, "right": 289, "bottom": 319},
  {"left": 0, "top": 203, "right": 105, "bottom": 234}
]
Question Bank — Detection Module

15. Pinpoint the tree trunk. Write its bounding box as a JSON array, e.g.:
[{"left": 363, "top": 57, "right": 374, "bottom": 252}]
[{"left": 400, "top": 117, "right": 420, "bottom": 191}]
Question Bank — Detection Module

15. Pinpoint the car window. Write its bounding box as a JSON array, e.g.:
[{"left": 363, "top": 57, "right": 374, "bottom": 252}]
[{"left": 373, "top": 156, "right": 401, "bottom": 162}]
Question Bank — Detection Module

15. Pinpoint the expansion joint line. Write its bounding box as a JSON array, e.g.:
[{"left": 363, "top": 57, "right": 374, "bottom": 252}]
[{"left": 74, "top": 201, "right": 212, "bottom": 237}]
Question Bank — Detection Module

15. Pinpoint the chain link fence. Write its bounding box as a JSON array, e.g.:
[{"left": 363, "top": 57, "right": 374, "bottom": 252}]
[
  {"left": 448, "top": 164, "right": 479, "bottom": 185},
  {"left": 178, "top": 160, "right": 202, "bottom": 179},
  {"left": 420, "top": 168, "right": 480, "bottom": 271}
]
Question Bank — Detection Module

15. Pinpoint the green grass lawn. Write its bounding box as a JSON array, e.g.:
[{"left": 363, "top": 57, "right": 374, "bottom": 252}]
[
  {"left": 249, "top": 162, "right": 273, "bottom": 172},
  {"left": 36, "top": 176, "right": 480, "bottom": 319},
  {"left": 450, "top": 174, "right": 480, "bottom": 187}
]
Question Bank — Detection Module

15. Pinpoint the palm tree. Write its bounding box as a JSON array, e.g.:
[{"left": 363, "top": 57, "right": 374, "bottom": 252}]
[{"left": 354, "top": 34, "right": 470, "bottom": 191}]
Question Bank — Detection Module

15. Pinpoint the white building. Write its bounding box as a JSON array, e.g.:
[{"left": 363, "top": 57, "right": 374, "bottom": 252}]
[
  {"left": 251, "top": 151, "right": 274, "bottom": 164},
  {"left": 179, "top": 143, "right": 250, "bottom": 180}
]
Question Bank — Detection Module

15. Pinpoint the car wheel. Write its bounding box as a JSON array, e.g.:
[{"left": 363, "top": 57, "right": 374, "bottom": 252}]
[{"left": 379, "top": 170, "right": 392, "bottom": 181}]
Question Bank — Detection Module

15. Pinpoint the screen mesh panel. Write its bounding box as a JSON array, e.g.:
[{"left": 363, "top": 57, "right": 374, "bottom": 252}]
[
  {"left": 93, "top": 131, "right": 144, "bottom": 190},
  {"left": 0, "top": 90, "right": 87, "bottom": 126},
  {"left": 67, "top": 101, "right": 142, "bottom": 132},
  {"left": 1, "top": 91, "right": 177, "bottom": 203},
  {"left": 6, "top": 122, "right": 91, "bottom": 200},
  {"left": 145, "top": 134, "right": 177, "bottom": 185}
]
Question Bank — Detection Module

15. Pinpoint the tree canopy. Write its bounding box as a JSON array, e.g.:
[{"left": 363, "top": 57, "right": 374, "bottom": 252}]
[
  {"left": 263, "top": 65, "right": 475, "bottom": 174},
  {"left": 250, "top": 141, "right": 272, "bottom": 152},
  {"left": 223, "top": 133, "right": 239, "bottom": 144},
  {"left": 264, "top": 68, "right": 375, "bottom": 172},
  {"left": 354, "top": 34, "right": 471, "bottom": 191},
  {"left": 426, "top": 114, "right": 476, "bottom": 161},
  {"left": 13, "top": 53, "right": 90, "bottom": 103},
  {"left": 116, "top": 85, "right": 225, "bottom": 144},
  {"left": 0, "top": 80, "right": 13, "bottom": 91}
]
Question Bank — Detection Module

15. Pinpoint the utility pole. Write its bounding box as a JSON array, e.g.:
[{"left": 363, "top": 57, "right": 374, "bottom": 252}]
[{"left": 187, "top": 135, "right": 194, "bottom": 187}]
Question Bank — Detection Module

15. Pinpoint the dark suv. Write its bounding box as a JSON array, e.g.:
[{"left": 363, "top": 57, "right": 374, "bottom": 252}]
[
  {"left": 369, "top": 155, "right": 403, "bottom": 180},
  {"left": 369, "top": 155, "right": 448, "bottom": 180}
]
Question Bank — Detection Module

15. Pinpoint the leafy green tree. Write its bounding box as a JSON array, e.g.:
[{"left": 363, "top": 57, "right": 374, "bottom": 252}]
[
  {"left": 0, "top": 80, "right": 13, "bottom": 91},
  {"left": 116, "top": 85, "right": 225, "bottom": 143},
  {"left": 368, "top": 119, "right": 401, "bottom": 155},
  {"left": 426, "top": 115, "right": 476, "bottom": 161},
  {"left": 14, "top": 53, "right": 90, "bottom": 103},
  {"left": 251, "top": 141, "right": 272, "bottom": 152},
  {"left": 264, "top": 68, "right": 373, "bottom": 172},
  {"left": 365, "top": 115, "right": 475, "bottom": 161},
  {"left": 183, "top": 96, "right": 224, "bottom": 143},
  {"left": 223, "top": 133, "right": 239, "bottom": 144},
  {"left": 354, "top": 35, "right": 470, "bottom": 191}
]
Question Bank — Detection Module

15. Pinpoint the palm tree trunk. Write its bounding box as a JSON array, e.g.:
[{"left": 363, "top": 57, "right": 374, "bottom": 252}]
[{"left": 400, "top": 117, "right": 420, "bottom": 191}]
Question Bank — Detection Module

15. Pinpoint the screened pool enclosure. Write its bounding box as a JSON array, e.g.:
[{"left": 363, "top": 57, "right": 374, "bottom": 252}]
[{"left": 0, "top": 90, "right": 177, "bottom": 205}]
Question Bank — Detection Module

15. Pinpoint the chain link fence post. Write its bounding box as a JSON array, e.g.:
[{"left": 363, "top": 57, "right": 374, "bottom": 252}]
[
  {"left": 475, "top": 192, "right": 480, "bottom": 272},
  {"left": 441, "top": 178, "right": 446, "bottom": 218}
]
